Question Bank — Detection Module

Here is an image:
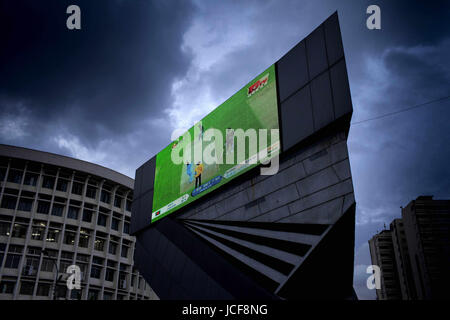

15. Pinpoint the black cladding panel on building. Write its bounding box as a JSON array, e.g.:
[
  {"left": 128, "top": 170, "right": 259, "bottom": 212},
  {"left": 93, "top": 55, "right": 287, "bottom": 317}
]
[
  {"left": 330, "top": 59, "right": 353, "bottom": 119},
  {"left": 305, "top": 25, "right": 328, "bottom": 79},
  {"left": 280, "top": 85, "right": 314, "bottom": 151},
  {"left": 276, "top": 41, "right": 309, "bottom": 102},
  {"left": 276, "top": 11, "right": 352, "bottom": 154},
  {"left": 142, "top": 156, "right": 156, "bottom": 195},
  {"left": 323, "top": 12, "right": 344, "bottom": 65},
  {"left": 131, "top": 156, "right": 155, "bottom": 234},
  {"left": 310, "top": 70, "right": 334, "bottom": 130}
]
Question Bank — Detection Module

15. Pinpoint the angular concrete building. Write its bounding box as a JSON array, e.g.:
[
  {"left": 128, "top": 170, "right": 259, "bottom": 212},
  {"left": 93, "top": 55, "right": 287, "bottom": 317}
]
[{"left": 131, "top": 12, "right": 356, "bottom": 299}]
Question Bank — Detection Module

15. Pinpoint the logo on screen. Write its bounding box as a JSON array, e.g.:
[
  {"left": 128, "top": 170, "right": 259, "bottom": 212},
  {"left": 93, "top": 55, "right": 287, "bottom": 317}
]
[
  {"left": 155, "top": 211, "right": 160, "bottom": 216},
  {"left": 248, "top": 74, "right": 269, "bottom": 97}
]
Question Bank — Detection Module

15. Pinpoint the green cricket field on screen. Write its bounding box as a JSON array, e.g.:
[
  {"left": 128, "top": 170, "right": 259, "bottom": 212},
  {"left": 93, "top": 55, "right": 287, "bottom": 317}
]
[{"left": 150, "top": 64, "right": 280, "bottom": 223}]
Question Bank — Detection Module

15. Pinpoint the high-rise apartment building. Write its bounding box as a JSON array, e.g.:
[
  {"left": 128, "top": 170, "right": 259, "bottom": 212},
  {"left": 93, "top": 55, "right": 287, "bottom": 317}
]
[
  {"left": 401, "top": 196, "right": 450, "bottom": 299},
  {"left": 369, "top": 196, "right": 450, "bottom": 300},
  {"left": 390, "top": 218, "right": 416, "bottom": 299},
  {"left": 368, "top": 229, "right": 402, "bottom": 300}
]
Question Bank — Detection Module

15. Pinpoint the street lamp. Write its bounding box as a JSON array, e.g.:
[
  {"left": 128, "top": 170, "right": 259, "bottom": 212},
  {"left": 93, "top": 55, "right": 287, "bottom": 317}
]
[{"left": 41, "top": 249, "right": 63, "bottom": 300}]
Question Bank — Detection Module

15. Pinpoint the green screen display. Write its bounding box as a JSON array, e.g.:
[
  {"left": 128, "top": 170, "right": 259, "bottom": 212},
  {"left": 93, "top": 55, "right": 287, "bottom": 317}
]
[{"left": 151, "top": 64, "right": 280, "bottom": 223}]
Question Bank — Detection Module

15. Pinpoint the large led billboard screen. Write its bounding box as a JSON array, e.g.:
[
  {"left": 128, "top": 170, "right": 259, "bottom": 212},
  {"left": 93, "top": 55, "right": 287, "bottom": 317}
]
[{"left": 151, "top": 64, "right": 280, "bottom": 223}]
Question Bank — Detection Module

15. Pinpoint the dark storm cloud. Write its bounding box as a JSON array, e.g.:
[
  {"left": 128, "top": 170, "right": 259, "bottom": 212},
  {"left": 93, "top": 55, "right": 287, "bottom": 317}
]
[
  {"left": 347, "top": 6, "right": 450, "bottom": 298},
  {"left": 1, "top": 0, "right": 449, "bottom": 300},
  {"left": 350, "top": 36, "right": 450, "bottom": 207},
  {"left": 0, "top": 0, "right": 195, "bottom": 146},
  {"left": 376, "top": 0, "right": 450, "bottom": 45}
]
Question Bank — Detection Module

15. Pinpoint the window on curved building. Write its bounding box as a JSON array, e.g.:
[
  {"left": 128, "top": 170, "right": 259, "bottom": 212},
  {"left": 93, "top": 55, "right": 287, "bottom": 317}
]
[
  {"left": 37, "top": 201, "right": 50, "bottom": 214},
  {"left": 1, "top": 195, "right": 17, "bottom": 210},
  {"left": 121, "top": 245, "right": 129, "bottom": 259},
  {"left": 36, "top": 283, "right": 51, "bottom": 297},
  {"left": 114, "top": 196, "right": 122, "bottom": 208},
  {"left": 7, "top": 169, "right": 22, "bottom": 184},
  {"left": 31, "top": 226, "right": 45, "bottom": 241},
  {"left": 92, "top": 256, "right": 103, "bottom": 265},
  {"left": 108, "top": 242, "right": 117, "bottom": 255},
  {"left": 17, "top": 198, "right": 33, "bottom": 212},
  {"left": 60, "top": 251, "right": 73, "bottom": 261},
  {"left": 123, "top": 222, "right": 130, "bottom": 235},
  {"left": 60, "top": 260, "right": 72, "bottom": 274},
  {"left": 71, "top": 182, "right": 83, "bottom": 195},
  {"left": 67, "top": 206, "right": 79, "bottom": 220},
  {"left": 111, "top": 218, "right": 120, "bottom": 231},
  {"left": 88, "top": 289, "right": 99, "bottom": 300},
  {"left": 90, "top": 266, "right": 102, "bottom": 279},
  {"left": 78, "top": 229, "right": 91, "bottom": 248},
  {"left": 103, "top": 291, "right": 113, "bottom": 300},
  {"left": 118, "top": 271, "right": 127, "bottom": 289},
  {"left": 11, "top": 224, "right": 28, "bottom": 239},
  {"left": 105, "top": 268, "right": 115, "bottom": 282},
  {"left": 97, "top": 214, "right": 107, "bottom": 227},
  {"left": 46, "top": 228, "right": 60, "bottom": 243},
  {"left": 76, "top": 254, "right": 89, "bottom": 263},
  {"left": 51, "top": 204, "right": 64, "bottom": 217},
  {"left": 27, "top": 247, "right": 41, "bottom": 255},
  {"left": 0, "top": 222, "right": 11, "bottom": 236},
  {"left": 77, "top": 263, "right": 87, "bottom": 281},
  {"left": 100, "top": 190, "right": 110, "bottom": 204},
  {"left": 0, "top": 168, "right": 6, "bottom": 182},
  {"left": 40, "top": 258, "right": 55, "bottom": 272},
  {"left": 19, "top": 281, "right": 34, "bottom": 295},
  {"left": 70, "top": 289, "right": 82, "bottom": 300},
  {"left": 56, "top": 285, "right": 67, "bottom": 299},
  {"left": 86, "top": 186, "right": 97, "bottom": 199},
  {"left": 0, "top": 281, "right": 15, "bottom": 294},
  {"left": 94, "top": 237, "right": 105, "bottom": 252},
  {"left": 64, "top": 230, "right": 77, "bottom": 246},
  {"left": 42, "top": 176, "right": 55, "bottom": 189},
  {"left": 56, "top": 179, "right": 68, "bottom": 192},
  {"left": 4, "top": 254, "right": 21, "bottom": 269},
  {"left": 82, "top": 209, "right": 93, "bottom": 223},
  {"left": 8, "top": 244, "right": 23, "bottom": 253},
  {"left": 24, "top": 173, "right": 39, "bottom": 186},
  {"left": 23, "top": 257, "right": 39, "bottom": 276}
]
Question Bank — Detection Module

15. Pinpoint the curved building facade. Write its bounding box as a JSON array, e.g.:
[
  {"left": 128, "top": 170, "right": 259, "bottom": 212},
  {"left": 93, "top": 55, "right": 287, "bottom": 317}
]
[{"left": 0, "top": 144, "right": 157, "bottom": 300}]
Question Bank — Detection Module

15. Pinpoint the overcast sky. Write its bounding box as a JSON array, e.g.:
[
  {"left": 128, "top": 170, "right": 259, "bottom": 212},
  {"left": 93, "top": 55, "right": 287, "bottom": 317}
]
[{"left": 1, "top": 0, "right": 449, "bottom": 299}]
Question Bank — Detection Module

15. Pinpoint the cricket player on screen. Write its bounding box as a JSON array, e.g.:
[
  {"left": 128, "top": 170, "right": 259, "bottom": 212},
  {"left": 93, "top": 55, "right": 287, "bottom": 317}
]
[
  {"left": 195, "top": 162, "right": 203, "bottom": 188},
  {"left": 186, "top": 162, "right": 194, "bottom": 183},
  {"left": 225, "top": 128, "right": 235, "bottom": 154}
]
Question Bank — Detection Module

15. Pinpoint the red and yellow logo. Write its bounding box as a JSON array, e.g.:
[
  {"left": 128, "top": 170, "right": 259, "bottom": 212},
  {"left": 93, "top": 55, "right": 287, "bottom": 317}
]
[{"left": 248, "top": 73, "right": 269, "bottom": 97}]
